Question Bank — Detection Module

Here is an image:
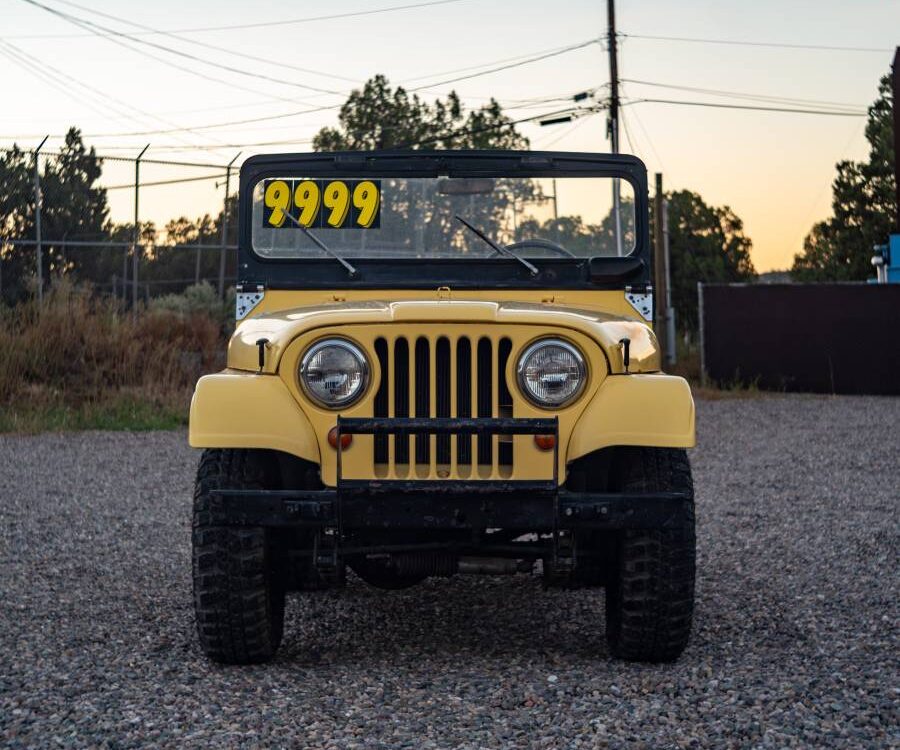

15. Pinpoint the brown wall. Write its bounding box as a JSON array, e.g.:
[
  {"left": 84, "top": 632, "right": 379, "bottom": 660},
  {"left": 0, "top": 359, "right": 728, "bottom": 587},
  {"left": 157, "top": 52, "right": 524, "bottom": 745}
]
[{"left": 700, "top": 283, "right": 900, "bottom": 395}]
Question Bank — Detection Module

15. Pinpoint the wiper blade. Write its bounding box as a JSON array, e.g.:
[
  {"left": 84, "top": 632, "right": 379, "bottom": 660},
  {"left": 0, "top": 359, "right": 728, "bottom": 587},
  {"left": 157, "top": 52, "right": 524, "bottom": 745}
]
[
  {"left": 454, "top": 215, "right": 539, "bottom": 276},
  {"left": 282, "top": 211, "right": 357, "bottom": 278}
]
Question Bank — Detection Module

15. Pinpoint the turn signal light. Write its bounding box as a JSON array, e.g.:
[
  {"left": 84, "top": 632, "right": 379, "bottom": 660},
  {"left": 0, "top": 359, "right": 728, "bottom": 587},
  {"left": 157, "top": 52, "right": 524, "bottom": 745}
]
[
  {"left": 327, "top": 426, "right": 352, "bottom": 450},
  {"left": 534, "top": 434, "right": 556, "bottom": 451}
]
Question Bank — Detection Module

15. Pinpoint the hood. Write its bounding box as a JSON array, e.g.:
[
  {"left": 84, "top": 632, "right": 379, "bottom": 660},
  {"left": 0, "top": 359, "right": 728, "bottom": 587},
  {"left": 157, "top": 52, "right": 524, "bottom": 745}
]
[{"left": 228, "top": 299, "right": 660, "bottom": 374}]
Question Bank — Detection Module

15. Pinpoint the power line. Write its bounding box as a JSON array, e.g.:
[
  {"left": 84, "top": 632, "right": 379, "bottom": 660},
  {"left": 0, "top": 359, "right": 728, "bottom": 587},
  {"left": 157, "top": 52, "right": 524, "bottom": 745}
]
[
  {"left": 102, "top": 137, "right": 318, "bottom": 152},
  {"left": 0, "top": 42, "right": 121, "bottom": 119},
  {"left": 537, "top": 111, "right": 596, "bottom": 149},
  {"left": 4, "top": 89, "right": 594, "bottom": 151},
  {"left": 0, "top": 48, "right": 602, "bottom": 142},
  {"left": 621, "top": 78, "right": 866, "bottom": 112},
  {"left": 0, "top": 40, "right": 132, "bottom": 122},
  {"left": 399, "top": 106, "right": 600, "bottom": 148},
  {"left": 54, "top": 0, "right": 597, "bottom": 103},
  {"left": 17, "top": 0, "right": 339, "bottom": 102},
  {"left": 3, "top": 0, "right": 466, "bottom": 38},
  {"left": 623, "top": 98, "right": 867, "bottom": 117},
  {"left": 408, "top": 38, "right": 601, "bottom": 91},
  {"left": 619, "top": 105, "right": 636, "bottom": 153},
  {"left": 0, "top": 38, "right": 233, "bottom": 153},
  {"left": 46, "top": 0, "right": 360, "bottom": 87},
  {"left": 618, "top": 85, "right": 668, "bottom": 178},
  {"left": 404, "top": 38, "right": 603, "bottom": 84},
  {"left": 104, "top": 173, "right": 227, "bottom": 190},
  {"left": 2, "top": 38, "right": 601, "bottom": 140},
  {"left": 24, "top": 90, "right": 599, "bottom": 153},
  {"left": 619, "top": 31, "right": 891, "bottom": 54},
  {"left": 0, "top": 145, "right": 228, "bottom": 169}
]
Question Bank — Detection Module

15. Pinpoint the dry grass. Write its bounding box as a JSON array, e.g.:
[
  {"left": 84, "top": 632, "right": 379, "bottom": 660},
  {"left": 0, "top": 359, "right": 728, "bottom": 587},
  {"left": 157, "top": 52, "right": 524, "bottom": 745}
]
[
  {"left": 668, "top": 342, "right": 768, "bottom": 400},
  {"left": 0, "top": 284, "right": 768, "bottom": 432},
  {"left": 0, "top": 283, "right": 225, "bottom": 432}
]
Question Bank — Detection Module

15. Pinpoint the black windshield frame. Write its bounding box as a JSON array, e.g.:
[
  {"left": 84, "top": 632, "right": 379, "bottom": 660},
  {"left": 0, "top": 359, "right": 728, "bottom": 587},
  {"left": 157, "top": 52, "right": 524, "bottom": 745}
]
[{"left": 238, "top": 150, "right": 650, "bottom": 290}]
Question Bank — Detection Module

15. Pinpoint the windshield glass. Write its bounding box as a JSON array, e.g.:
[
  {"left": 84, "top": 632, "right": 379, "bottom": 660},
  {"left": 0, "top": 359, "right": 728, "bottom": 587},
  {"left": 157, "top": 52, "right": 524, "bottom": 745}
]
[{"left": 251, "top": 175, "right": 635, "bottom": 260}]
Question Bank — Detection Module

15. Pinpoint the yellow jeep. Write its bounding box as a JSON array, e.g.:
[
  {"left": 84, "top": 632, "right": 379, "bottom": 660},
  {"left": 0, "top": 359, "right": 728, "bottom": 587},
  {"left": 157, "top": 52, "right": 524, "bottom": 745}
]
[{"left": 189, "top": 150, "right": 695, "bottom": 664}]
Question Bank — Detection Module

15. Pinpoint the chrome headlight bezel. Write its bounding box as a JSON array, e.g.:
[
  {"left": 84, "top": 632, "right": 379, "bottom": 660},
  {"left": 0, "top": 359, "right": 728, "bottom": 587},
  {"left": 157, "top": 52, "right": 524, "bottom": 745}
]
[
  {"left": 516, "top": 338, "right": 587, "bottom": 409},
  {"left": 299, "top": 338, "right": 369, "bottom": 409}
]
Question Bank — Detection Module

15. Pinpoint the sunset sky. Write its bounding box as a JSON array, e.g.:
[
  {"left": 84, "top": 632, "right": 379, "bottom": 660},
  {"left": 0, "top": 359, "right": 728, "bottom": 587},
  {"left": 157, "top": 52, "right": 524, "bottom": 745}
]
[{"left": 1, "top": 0, "right": 897, "bottom": 271}]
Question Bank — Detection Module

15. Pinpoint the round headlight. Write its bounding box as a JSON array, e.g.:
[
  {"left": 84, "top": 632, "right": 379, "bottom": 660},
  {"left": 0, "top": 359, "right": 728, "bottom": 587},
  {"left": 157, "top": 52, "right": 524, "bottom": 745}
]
[
  {"left": 517, "top": 338, "right": 586, "bottom": 408},
  {"left": 300, "top": 338, "right": 369, "bottom": 408}
]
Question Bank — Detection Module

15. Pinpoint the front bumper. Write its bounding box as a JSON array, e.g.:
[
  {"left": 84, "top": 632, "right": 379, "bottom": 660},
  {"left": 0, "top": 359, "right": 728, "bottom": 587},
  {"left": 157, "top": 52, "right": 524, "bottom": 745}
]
[
  {"left": 208, "top": 413, "right": 689, "bottom": 532},
  {"left": 207, "top": 484, "right": 692, "bottom": 531}
]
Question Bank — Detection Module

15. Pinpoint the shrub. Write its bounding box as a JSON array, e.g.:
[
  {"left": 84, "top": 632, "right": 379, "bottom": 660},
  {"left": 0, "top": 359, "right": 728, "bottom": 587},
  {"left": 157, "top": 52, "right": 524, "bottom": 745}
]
[{"left": 0, "top": 281, "right": 225, "bottom": 424}]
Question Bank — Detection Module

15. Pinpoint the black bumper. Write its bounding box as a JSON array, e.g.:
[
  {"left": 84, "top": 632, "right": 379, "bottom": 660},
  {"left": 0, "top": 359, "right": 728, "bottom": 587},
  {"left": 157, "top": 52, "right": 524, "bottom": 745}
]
[
  {"left": 207, "top": 417, "right": 690, "bottom": 532},
  {"left": 206, "top": 485, "right": 691, "bottom": 531}
]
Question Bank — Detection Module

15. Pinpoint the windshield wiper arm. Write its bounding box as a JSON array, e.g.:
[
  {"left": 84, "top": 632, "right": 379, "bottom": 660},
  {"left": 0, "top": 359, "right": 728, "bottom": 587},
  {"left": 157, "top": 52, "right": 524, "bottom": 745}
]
[
  {"left": 454, "top": 215, "right": 539, "bottom": 276},
  {"left": 282, "top": 211, "right": 357, "bottom": 278}
]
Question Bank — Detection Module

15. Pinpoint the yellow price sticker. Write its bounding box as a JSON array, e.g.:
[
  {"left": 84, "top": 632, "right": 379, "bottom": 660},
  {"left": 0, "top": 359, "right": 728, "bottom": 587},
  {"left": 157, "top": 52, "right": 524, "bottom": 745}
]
[{"left": 262, "top": 178, "right": 381, "bottom": 229}]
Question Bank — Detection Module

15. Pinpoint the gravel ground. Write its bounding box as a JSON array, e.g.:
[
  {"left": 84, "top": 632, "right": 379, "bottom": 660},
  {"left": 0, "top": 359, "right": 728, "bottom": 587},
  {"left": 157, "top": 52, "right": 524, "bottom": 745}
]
[{"left": 1, "top": 395, "right": 898, "bottom": 749}]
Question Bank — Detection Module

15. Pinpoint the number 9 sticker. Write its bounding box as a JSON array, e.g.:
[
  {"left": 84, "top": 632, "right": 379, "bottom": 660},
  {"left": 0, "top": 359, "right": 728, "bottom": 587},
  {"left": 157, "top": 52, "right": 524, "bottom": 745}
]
[
  {"left": 261, "top": 178, "right": 381, "bottom": 229},
  {"left": 352, "top": 180, "right": 380, "bottom": 228},
  {"left": 263, "top": 180, "right": 291, "bottom": 228}
]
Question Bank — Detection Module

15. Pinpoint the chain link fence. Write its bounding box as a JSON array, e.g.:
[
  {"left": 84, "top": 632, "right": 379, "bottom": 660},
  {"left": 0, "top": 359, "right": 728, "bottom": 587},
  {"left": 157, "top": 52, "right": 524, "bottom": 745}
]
[{"left": 0, "top": 144, "right": 242, "bottom": 306}]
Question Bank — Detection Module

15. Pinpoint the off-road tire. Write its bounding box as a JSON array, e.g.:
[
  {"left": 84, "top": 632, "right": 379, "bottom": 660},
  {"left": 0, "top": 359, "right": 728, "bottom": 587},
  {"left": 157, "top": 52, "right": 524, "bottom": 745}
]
[
  {"left": 192, "top": 449, "right": 285, "bottom": 664},
  {"left": 605, "top": 447, "right": 695, "bottom": 663}
]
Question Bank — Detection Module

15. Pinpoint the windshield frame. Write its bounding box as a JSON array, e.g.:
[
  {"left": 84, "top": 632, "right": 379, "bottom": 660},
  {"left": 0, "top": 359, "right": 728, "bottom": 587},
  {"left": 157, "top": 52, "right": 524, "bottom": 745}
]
[{"left": 238, "top": 150, "right": 650, "bottom": 291}]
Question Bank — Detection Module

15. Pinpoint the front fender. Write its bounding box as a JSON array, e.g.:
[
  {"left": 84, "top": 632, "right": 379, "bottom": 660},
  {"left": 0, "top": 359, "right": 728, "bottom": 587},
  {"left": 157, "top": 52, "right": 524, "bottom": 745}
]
[
  {"left": 567, "top": 374, "right": 695, "bottom": 461},
  {"left": 189, "top": 370, "right": 320, "bottom": 464}
]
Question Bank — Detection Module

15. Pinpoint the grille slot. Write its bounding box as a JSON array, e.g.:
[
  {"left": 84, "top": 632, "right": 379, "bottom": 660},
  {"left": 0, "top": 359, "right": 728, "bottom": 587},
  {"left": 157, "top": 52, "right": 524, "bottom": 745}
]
[
  {"left": 436, "top": 337, "right": 451, "bottom": 464},
  {"left": 373, "top": 334, "right": 513, "bottom": 477},
  {"left": 476, "top": 337, "right": 493, "bottom": 465}
]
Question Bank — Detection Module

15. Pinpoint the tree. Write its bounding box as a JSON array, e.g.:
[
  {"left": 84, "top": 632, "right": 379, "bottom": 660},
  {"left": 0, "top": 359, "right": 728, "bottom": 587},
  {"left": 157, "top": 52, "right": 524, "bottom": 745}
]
[
  {"left": 660, "top": 191, "right": 756, "bottom": 335},
  {"left": 312, "top": 76, "right": 533, "bottom": 254},
  {"left": 313, "top": 75, "right": 528, "bottom": 151},
  {"left": 0, "top": 145, "right": 32, "bottom": 302},
  {"left": 792, "top": 74, "right": 896, "bottom": 281},
  {"left": 0, "top": 128, "right": 109, "bottom": 302},
  {"left": 516, "top": 199, "right": 636, "bottom": 258}
]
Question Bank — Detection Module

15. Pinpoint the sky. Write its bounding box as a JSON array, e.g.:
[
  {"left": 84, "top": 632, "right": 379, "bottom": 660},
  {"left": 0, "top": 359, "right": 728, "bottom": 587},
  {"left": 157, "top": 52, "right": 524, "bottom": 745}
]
[{"left": 1, "top": 0, "right": 897, "bottom": 272}]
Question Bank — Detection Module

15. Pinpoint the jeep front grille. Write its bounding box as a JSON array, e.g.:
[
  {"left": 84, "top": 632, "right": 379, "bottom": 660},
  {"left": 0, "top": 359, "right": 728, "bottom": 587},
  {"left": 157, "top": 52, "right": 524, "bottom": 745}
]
[{"left": 372, "top": 334, "right": 513, "bottom": 478}]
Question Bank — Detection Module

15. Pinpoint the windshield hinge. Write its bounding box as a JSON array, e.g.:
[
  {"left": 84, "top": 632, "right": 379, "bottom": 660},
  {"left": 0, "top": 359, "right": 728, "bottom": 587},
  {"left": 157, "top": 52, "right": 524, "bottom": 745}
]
[
  {"left": 624, "top": 284, "right": 653, "bottom": 322},
  {"left": 236, "top": 282, "right": 265, "bottom": 320}
]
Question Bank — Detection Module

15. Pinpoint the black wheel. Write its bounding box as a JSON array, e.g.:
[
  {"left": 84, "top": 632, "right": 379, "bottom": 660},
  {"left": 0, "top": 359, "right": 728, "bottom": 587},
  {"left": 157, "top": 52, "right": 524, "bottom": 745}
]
[
  {"left": 349, "top": 558, "right": 426, "bottom": 590},
  {"left": 605, "top": 447, "right": 695, "bottom": 663},
  {"left": 192, "top": 449, "right": 286, "bottom": 664}
]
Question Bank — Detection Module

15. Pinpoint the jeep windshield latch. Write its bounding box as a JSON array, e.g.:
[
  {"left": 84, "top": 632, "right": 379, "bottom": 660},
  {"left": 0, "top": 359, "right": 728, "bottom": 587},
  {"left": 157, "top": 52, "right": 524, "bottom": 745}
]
[
  {"left": 256, "top": 338, "right": 270, "bottom": 372},
  {"left": 619, "top": 337, "right": 631, "bottom": 373}
]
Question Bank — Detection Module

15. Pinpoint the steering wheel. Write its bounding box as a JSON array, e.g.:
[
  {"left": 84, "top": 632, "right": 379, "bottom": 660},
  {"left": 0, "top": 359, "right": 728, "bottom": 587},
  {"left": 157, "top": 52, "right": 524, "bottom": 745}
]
[{"left": 492, "top": 238, "right": 576, "bottom": 259}]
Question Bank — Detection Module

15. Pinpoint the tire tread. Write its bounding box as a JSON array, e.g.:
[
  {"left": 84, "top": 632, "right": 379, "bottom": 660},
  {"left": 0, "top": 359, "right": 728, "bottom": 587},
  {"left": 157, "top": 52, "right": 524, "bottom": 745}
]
[
  {"left": 606, "top": 447, "right": 695, "bottom": 663},
  {"left": 192, "top": 449, "right": 284, "bottom": 664}
]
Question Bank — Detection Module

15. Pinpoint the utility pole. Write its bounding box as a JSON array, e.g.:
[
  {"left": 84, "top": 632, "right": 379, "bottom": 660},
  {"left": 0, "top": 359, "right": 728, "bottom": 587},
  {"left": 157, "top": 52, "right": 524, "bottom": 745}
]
[
  {"left": 133, "top": 144, "right": 149, "bottom": 312},
  {"left": 653, "top": 173, "right": 667, "bottom": 364},
  {"left": 662, "top": 194, "right": 676, "bottom": 367},
  {"left": 34, "top": 135, "right": 49, "bottom": 304},
  {"left": 607, "top": 0, "right": 623, "bottom": 256},
  {"left": 893, "top": 46, "right": 899, "bottom": 232},
  {"left": 653, "top": 173, "right": 677, "bottom": 367},
  {"left": 218, "top": 152, "right": 241, "bottom": 299}
]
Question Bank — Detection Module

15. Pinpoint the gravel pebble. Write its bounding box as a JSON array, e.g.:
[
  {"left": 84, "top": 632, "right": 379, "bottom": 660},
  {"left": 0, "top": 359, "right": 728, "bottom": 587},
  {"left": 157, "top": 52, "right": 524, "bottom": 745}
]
[{"left": 1, "top": 395, "right": 898, "bottom": 748}]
